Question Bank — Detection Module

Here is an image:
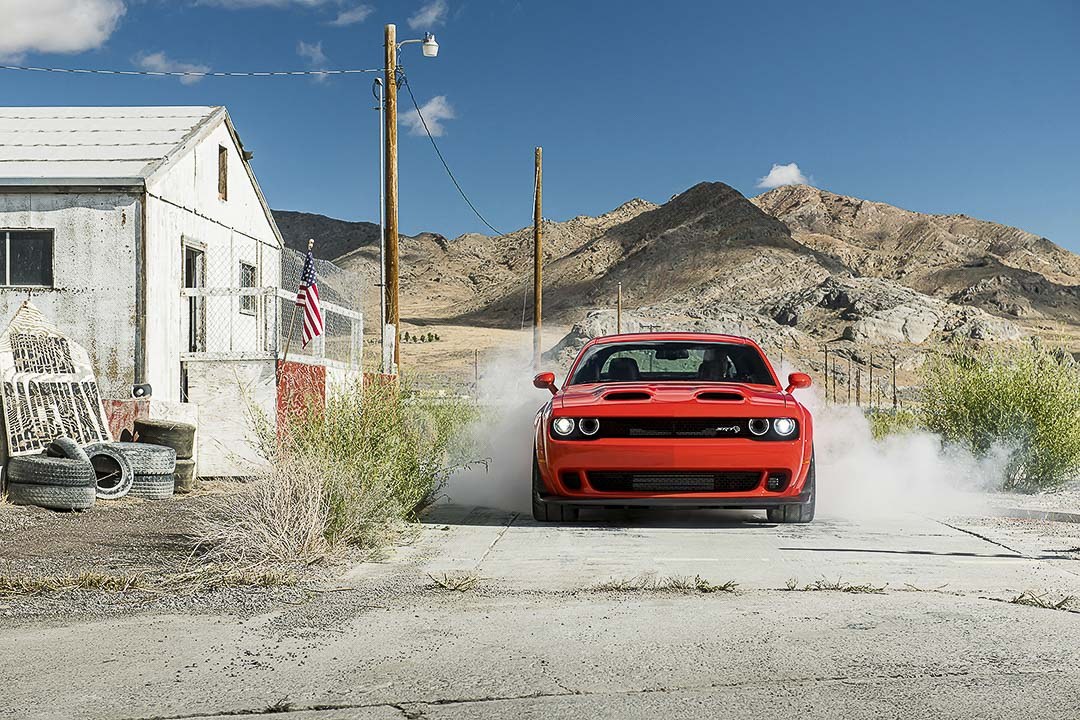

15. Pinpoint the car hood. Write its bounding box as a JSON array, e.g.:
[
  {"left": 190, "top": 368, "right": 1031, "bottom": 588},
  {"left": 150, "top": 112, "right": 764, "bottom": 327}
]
[{"left": 555, "top": 382, "right": 803, "bottom": 416}]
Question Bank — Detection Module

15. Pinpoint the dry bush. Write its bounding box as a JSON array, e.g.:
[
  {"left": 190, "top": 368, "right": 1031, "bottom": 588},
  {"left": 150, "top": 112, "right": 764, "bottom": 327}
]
[{"left": 195, "top": 377, "right": 476, "bottom": 567}]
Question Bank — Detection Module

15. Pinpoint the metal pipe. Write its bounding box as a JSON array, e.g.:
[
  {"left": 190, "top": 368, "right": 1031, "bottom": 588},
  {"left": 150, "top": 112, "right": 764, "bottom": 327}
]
[{"left": 375, "top": 77, "right": 387, "bottom": 373}]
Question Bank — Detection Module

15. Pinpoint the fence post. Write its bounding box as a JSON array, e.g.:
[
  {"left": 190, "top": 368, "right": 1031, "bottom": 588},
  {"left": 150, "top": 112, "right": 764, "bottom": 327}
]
[
  {"left": 856, "top": 367, "right": 861, "bottom": 407},
  {"left": 823, "top": 345, "right": 829, "bottom": 403}
]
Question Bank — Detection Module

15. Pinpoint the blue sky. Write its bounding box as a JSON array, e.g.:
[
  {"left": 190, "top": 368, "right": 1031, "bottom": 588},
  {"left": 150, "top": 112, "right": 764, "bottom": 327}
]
[{"left": 3, "top": 0, "right": 1079, "bottom": 251}]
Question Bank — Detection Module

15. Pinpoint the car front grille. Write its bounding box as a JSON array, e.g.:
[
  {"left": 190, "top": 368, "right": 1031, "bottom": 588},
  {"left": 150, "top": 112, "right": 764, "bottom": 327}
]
[
  {"left": 599, "top": 418, "right": 746, "bottom": 438},
  {"left": 587, "top": 471, "right": 762, "bottom": 493}
]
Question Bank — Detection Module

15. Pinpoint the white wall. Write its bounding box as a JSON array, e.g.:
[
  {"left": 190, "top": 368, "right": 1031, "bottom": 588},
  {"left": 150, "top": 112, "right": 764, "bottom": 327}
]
[
  {"left": 184, "top": 359, "right": 274, "bottom": 477},
  {"left": 0, "top": 191, "right": 139, "bottom": 397},
  {"left": 144, "top": 117, "right": 282, "bottom": 403}
]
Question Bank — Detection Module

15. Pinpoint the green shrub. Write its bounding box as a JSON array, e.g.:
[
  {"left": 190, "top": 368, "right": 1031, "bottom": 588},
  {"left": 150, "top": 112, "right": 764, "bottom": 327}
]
[
  {"left": 920, "top": 343, "right": 1080, "bottom": 491},
  {"left": 200, "top": 379, "right": 477, "bottom": 565},
  {"left": 866, "top": 409, "right": 921, "bottom": 440}
]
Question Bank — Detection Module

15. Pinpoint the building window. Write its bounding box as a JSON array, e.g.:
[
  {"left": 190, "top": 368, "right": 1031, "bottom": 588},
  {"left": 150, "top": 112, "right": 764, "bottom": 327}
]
[
  {"left": 218, "top": 145, "right": 228, "bottom": 201},
  {"left": 0, "top": 230, "right": 54, "bottom": 287},
  {"left": 239, "top": 261, "right": 257, "bottom": 315}
]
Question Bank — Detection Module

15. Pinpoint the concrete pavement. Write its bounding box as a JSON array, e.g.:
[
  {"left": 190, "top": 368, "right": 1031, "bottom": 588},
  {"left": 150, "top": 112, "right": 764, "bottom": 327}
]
[{"left": 2, "top": 505, "right": 1080, "bottom": 719}]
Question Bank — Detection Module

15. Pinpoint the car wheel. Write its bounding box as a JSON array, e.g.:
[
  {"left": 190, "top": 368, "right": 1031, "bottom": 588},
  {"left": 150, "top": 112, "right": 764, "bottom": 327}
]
[
  {"left": 767, "top": 453, "right": 816, "bottom": 524},
  {"left": 531, "top": 458, "right": 578, "bottom": 523}
]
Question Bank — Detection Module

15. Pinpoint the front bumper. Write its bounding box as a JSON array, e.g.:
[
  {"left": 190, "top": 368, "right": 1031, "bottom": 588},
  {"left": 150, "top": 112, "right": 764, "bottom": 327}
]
[{"left": 536, "top": 436, "right": 812, "bottom": 505}]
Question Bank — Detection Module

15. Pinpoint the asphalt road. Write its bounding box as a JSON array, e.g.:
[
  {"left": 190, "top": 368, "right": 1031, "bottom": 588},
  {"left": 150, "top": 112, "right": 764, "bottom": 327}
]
[{"left": 3, "top": 505, "right": 1080, "bottom": 719}]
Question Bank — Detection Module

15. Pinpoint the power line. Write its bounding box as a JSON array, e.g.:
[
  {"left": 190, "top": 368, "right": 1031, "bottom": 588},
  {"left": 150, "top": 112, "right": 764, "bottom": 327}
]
[
  {"left": 401, "top": 74, "right": 504, "bottom": 236},
  {"left": 0, "top": 64, "right": 380, "bottom": 78}
]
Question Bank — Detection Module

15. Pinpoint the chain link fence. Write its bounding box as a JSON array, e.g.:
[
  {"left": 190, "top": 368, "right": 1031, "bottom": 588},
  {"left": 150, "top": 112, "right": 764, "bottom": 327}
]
[{"left": 278, "top": 249, "right": 363, "bottom": 371}]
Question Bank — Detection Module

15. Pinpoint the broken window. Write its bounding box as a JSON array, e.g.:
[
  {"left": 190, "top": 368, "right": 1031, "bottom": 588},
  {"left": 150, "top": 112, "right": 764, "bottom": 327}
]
[
  {"left": 0, "top": 230, "right": 54, "bottom": 287},
  {"left": 218, "top": 144, "right": 228, "bottom": 201},
  {"left": 239, "top": 261, "right": 257, "bottom": 315}
]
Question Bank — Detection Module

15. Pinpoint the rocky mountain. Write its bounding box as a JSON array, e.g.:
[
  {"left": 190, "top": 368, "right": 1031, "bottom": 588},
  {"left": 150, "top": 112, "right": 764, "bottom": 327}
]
[
  {"left": 272, "top": 210, "right": 382, "bottom": 261},
  {"left": 752, "top": 185, "right": 1080, "bottom": 331}
]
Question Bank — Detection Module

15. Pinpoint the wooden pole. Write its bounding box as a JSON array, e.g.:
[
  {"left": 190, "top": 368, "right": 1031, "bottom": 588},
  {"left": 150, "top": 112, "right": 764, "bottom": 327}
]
[
  {"left": 823, "top": 345, "right": 829, "bottom": 403},
  {"left": 617, "top": 282, "right": 623, "bottom": 334},
  {"left": 856, "top": 367, "right": 861, "bottom": 407},
  {"left": 848, "top": 355, "right": 852, "bottom": 405},
  {"left": 868, "top": 351, "right": 874, "bottom": 411},
  {"left": 384, "top": 23, "right": 400, "bottom": 373},
  {"left": 892, "top": 355, "right": 898, "bottom": 410},
  {"left": 532, "top": 146, "right": 542, "bottom": 371}
]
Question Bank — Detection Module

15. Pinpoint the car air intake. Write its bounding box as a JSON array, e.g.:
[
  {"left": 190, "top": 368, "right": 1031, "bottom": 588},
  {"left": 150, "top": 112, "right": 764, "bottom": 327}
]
[
  {"left": 603, "top": 391, "right": 651, "bottom": 401},
  {"left": 696, "top": 392, "right": 744, "bottom": 401},
  {"left": 588, "top": 471, "right": 761, "bottom": 493}
]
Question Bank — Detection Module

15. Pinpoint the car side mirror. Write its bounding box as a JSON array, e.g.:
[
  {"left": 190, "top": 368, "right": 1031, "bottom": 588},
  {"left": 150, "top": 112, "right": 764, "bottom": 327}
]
[
  {"left": 785, "top": 372, "right": 812, "bottom": 394},
  {"left": 533, "top": 371, "right": 558, "bottom": 395}
]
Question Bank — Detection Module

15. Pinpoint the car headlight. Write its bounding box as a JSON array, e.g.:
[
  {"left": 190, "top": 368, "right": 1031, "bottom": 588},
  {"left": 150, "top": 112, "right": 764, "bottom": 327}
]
[
  {"left": 578, "top": 418, "right": 600, "bottom": 436},
  {"left": 748, "top": 418, "right": 770, "bottom": 436},
  {"left": 552, "top": 417, "right": 576, "bottom": 436},
  {"left": 773, "top": 417, "right": 797, "bottom": 436}
]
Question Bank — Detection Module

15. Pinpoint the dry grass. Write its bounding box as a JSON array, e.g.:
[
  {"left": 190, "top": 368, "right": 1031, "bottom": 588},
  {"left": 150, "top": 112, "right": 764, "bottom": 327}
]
[
  {"left": 1009, "top": 591, "right": 1078, "bottom": 612},
  {"left": 784, "top": 577, "right": 887, "bottom": 594},
  {"left": 0, "top": 565, "right": 298, "bottom": 598},
  {"left": 593, "top": 574, "right": 737, "bottom": 594},
  {"left": 429, "top": 571, "right": 481, "bottom": 592}
]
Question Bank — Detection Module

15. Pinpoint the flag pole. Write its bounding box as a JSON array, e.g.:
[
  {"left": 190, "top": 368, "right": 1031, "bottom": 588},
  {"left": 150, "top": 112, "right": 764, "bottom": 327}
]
[{"left": 279, "top": 238, "right": 313, "bottom": 383}]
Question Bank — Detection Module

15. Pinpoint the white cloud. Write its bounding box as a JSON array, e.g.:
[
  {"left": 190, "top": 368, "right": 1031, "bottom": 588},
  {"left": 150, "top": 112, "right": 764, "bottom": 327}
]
[
  {"left": 199, "top": 0, "right": 340, "bottom": 7},
  {"left": 330, "top": 3, "right": 373, "bottom": 25},
  {"left": 408, "top": 0, "right": 447, "bottom": 29},
  {"left": 296, "top": 40, "right": 331, "bottom": 82},
  {"left": 402, "top": 94, "right": 454, "bottom": 137},
  {"left": 0, "top": 0, "right": 126, "bottom": 61},
  {"left": 755, "top": 162, "right": 811, "bottom": 189},
  {"left": 134, "top": 51, "right": 211, "bottom": 85}
]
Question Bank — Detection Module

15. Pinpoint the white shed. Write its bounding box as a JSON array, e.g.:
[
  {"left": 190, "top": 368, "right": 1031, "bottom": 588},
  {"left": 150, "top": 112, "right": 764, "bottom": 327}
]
[{"left": 0, "top": 106, "right": 292, "bottom": 475}]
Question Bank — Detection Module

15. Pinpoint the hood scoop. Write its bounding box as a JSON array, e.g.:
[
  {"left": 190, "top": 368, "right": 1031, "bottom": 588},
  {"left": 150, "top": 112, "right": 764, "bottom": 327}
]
[
  {"left": 602, "top": 391, "right": 652, "bottom": 401},
  {"left": 696, "top": 391, "right": 745, "bottom": 401}
]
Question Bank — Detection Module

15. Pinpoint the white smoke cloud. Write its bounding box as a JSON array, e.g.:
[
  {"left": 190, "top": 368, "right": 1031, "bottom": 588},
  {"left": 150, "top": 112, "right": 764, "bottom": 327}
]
[
  {"left": 1, "top": 0, "right": 126, "bottom": 61},
  {"left": 134, "top": 51, "right": 210, "bottom": 85},
  {"left": 756, "top": 162, "right": 810, "bottom": 189},
  {"left": 402, "top": 95, "right": 455, "bottom": 137}
]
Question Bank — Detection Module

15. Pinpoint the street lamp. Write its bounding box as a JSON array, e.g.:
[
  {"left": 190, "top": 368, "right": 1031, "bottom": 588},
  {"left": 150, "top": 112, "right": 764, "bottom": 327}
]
[{"left": 382, "top": 23, "right": 440, "bottom": 375}]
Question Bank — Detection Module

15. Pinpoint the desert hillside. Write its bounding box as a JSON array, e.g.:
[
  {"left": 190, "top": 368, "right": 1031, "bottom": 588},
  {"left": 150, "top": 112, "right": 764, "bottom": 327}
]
[{"left": 273, "top": 182, "right": 1080, "bottom": 382}]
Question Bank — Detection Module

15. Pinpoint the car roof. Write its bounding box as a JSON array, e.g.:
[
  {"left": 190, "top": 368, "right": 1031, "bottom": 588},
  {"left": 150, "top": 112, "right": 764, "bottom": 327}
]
[{"left": 587, "top": 332, "right": 759, "bottom": 346}]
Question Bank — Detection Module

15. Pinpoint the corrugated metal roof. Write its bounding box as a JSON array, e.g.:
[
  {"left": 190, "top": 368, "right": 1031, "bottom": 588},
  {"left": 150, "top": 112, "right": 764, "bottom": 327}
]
[{"left": 0, "top": 106, "right": 222, "bottom": 185}]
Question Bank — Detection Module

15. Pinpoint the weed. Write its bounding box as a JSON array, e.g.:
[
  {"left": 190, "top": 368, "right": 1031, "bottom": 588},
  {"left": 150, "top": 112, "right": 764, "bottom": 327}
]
[
  {"left": 0, "top": 565, "right": 298, "bottom": 598},
  {"left": 592, "top": 573, "right": 737, "bottom": 594},
  {"left": 782, "top": 577, "right": 887, "bottom": 594},
  {"left": 429, "top": 571, "right": 481, "bottom": 592},
  {"left": 1009, "top": 591, "right": 1078, "bottom": 611}
]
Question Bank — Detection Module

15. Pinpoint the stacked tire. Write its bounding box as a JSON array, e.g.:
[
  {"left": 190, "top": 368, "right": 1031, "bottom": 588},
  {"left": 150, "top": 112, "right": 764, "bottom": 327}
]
[
  {"left": 134, "top": 419, "right": 196, "bottom": 494},
  {"left": 110, "top": 442, "right": 177, "bottom": 500},
  {"left": 5, "top": 453, "right": 96, "bottom": 511}
]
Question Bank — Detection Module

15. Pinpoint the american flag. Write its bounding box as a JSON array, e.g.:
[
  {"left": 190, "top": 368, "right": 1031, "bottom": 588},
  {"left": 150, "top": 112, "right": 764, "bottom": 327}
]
[{"left": 296, "top": 250, "right": 324, "bottom": 347}]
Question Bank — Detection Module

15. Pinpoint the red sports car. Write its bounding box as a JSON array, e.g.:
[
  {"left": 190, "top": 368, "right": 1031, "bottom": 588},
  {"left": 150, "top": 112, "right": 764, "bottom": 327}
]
[{"left": 531, "top": 332, "right": 815, "bottom": 523}]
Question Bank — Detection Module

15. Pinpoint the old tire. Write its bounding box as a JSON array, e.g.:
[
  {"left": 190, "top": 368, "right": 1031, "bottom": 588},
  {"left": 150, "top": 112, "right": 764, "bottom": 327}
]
[
  {"left": 531, "top": 459, "right": 578, "bottom": 523},
  {"left": 129, "top": 474, "right": 175, "bottom": 501},
  {"left": 113, "top": 442, "right": 176, "bottom": 475},
  {"left": 767, "top": 455, "right": 816, "bottom": 524},
  {"left": 85, "top": 443, "right": 134, "bottom": 500},
  {"left": 173, "top": 460, "right": 197, "bottom": 494},
  {"left": 6, "top": 482, "right": 95, "bottom": 511},
  {"left": 133, "top": 420, "right": 195, "bottom": 460},
  {"left": 6, "top": 455, "right": 95, "bottom": 487},
  {"left": 45, "top": 437, "right": 91, "bottom": 464}
]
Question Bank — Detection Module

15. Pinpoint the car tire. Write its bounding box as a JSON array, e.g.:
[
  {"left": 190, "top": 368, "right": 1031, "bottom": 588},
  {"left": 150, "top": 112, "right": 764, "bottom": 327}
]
[
  {"left": 6, "top": 482, "right": 95, "bottom": 511},
  {"left": 6, "top": 455, "right": 96, "bottom": 488},
  {"left": 44, "top": 437, "right": 91, "bottom": 464},
  {"left": 767, "top": 453, "right": 816, "bottom": 524},
  {"left": 85, "top": 444, "right": 134, "bottom": 500},
  {"left": 133, "top": 419, "right": 196, "bottom": 460},
  {"left": 531, "top": 458, "right": 578, "bottom": 523},
  {"left": 173, "top": 459, "right": 197, "bottom": 494},
  {"left": 129, "top": 474, "right": 175, "bottom": 501},
  {"left": 112, "top": 442, "right": 177, "bottom": 475}
]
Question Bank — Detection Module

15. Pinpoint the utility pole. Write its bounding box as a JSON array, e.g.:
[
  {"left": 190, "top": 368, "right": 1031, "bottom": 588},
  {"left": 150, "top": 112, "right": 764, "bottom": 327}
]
[
  {"left": 617, "top": 282, "right": 623, "bottom": 334},
  {"left": 892, "top": 355, "right": 898, "bottom": 410},
  {"left": 848, "top": 355, "right": 853, "bottom": 405},
  {"left": 868, "top": 351, "right": 874, "bottom": 411},
  {"left": 532, "top": 146, "right": 543, "bottom": 371},
  {"left": 384, "top": 23, "right": 400, "bottom": 373},
  {"left": 823, "top": 345, "right": 829, "bottom": 403}
]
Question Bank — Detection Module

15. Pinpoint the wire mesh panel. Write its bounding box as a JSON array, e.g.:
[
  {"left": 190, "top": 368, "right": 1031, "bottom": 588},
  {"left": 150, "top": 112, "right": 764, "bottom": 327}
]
[{"left": 278, "top": 248, "right": 363, "bottom": 371}]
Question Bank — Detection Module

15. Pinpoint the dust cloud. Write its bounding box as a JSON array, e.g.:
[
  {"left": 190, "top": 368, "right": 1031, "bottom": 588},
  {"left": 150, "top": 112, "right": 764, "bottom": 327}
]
[{"left": 441, "top": 352, "right": 1006, "bottom": 520}]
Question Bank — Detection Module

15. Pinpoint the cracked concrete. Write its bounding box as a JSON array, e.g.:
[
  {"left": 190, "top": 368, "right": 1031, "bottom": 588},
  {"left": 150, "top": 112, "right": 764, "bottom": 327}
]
[{"left": 3, "top": 506, "right": 1080, "bottom": 719}]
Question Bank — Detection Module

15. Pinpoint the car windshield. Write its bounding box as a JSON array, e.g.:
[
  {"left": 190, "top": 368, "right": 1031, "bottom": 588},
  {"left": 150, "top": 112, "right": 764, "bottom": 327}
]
[{"left": 567, "top": 341, "right": 776, "bottom": 386}]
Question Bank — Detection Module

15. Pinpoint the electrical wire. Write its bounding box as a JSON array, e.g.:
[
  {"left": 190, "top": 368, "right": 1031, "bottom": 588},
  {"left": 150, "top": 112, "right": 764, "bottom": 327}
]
[
  {"left": 401, "top": 75, "right": 504, "bottom": 237},
  {"left": 0, "top": 64, "right": 380, "bottom": 78}
]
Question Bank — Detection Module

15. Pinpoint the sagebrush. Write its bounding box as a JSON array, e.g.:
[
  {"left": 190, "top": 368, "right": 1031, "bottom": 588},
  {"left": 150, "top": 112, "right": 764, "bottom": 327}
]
[
  {"left": 198, "top": 378, "right": 476, "bottom": 565},
  {"left": 920, "top": 343, "right": 1080, "bottom": 491}
]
